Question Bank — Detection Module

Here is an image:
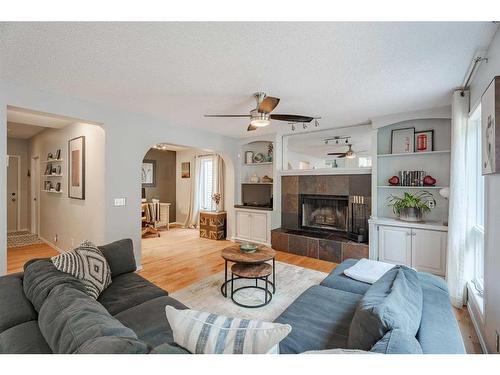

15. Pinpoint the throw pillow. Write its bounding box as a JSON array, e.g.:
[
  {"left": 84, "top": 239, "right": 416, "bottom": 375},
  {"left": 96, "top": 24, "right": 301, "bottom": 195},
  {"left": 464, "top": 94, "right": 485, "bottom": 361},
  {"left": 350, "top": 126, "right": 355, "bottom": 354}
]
[
  {"left": 165, "top": 306, "right": 292, "bottom": 354},
  {"left": 51, "top": 240, "right": 112, "bottom": 299}
]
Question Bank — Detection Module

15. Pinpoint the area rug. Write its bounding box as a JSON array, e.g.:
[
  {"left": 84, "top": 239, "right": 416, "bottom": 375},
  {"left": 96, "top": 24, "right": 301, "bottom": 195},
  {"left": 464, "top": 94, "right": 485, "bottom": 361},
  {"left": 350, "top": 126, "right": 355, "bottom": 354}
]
[
  {"left": 7, "top": 231, "right": 44, "bottom": 248},
  {"left": 170, "top": 261, "right": 328, "bottom": 321}
]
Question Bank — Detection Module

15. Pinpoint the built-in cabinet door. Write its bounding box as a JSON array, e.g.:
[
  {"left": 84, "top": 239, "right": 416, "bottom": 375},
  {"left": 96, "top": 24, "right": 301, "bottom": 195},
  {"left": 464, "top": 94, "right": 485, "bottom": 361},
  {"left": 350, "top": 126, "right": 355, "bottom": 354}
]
[
  {"left": 235, "top": 211, "right": 252, "bottom": 240},
  {"left": 378, "top": 225, "right": 412, "bottom": 266},
  {"left": 250, "top": 212, "right": 268, "bottom": 244},
  {"left": 411, "top": 229, "right": 447, "bottom": 276}
]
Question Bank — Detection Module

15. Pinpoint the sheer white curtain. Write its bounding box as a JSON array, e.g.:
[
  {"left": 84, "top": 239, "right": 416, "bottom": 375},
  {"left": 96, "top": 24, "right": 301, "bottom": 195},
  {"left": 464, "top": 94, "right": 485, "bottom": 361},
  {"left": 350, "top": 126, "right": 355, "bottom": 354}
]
[
  {"left": 447, "top": 90, "right": 470, "bottom": 307},
  {"left": 184, "top": 156, "right": 202, "bottom": 228}
]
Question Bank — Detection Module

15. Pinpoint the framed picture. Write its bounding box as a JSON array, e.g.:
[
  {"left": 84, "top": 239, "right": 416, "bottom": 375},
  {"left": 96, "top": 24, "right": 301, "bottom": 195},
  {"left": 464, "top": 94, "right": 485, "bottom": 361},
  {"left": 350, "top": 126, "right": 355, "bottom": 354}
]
[
  {"left": 181, "top": 162, "right": 190, "bottom": 178},
  {"left": 68, "top": 136, "right": 85, "bottom": 199},
  {"left": 414, "top": 130, "right": 434, "bottom": 152},
  {"left": 391, "top": 127, "right": 415, "bottom": 154},
  {"left": 55, "top": 149, "right": 61, "bottom": 160},
  {"left": 245, "top": 151, "right": 254, "bottom": 164},
  {"left": 141, "top": 159, "right": 156, "bottom": 187},
  {"left": 44, "top": 181, "right": 52, "bottom": 191},
  {"left": 55, "top": 182, "right": 61, "bottom": 192},
  {"left": 56, "top": 165, "right": 62, "bottom": 175},
  {"left": 44, "top": 164, "right": 52, "bottom": 176},
  {"left": 481, "top": 76, "right": 500, "bottom": 175}
]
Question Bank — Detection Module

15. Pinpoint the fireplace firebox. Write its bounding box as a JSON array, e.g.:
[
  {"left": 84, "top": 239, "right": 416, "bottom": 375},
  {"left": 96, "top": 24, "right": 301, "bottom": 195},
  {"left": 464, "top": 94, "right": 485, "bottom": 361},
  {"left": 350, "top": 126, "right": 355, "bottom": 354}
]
[{"left": 299, "top": 194, "right": 369, "bottom": 242}]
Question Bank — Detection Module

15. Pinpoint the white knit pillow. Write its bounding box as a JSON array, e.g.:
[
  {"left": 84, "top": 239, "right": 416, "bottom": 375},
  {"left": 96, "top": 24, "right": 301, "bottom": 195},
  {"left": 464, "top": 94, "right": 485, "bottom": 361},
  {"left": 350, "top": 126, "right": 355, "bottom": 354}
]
[
  {"left": 165, "top": 306, "right": 291, "bottom": 354},
  {"left": 51, "top": 240, "right": 111, "bottom": 299}
]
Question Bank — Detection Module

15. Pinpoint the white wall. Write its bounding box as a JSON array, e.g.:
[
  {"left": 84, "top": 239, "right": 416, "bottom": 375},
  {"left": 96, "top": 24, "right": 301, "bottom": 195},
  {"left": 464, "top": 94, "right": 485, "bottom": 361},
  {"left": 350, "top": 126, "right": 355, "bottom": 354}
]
[
  {"left": 29, "top": 123, "right": 106, "bottom": 251},
  {"left": 469, "top": 26, "right": 500, "bottom": 353},
  {"left": 7, "top": 138, "right": 30, "bottom": 231},
  {"left": 0, "top": 83, "right": 239, "bottom": 273}
]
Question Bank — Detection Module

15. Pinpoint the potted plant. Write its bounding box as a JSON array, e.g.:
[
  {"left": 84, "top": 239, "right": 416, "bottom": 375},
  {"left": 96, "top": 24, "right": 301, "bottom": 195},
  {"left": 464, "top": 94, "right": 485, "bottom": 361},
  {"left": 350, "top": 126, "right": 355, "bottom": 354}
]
[{"left": 387, "top": 191, "right": 436, "bottom": 222}]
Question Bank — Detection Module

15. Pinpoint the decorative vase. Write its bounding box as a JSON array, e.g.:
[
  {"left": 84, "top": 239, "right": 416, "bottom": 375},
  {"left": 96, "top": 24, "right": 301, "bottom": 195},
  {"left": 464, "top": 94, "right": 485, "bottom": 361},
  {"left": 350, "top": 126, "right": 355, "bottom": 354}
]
[
  {"left": 423, "top": 175, "right": 437, "bottom": 186},
  {"left": 388, "top": 176, "right": 400, "bottom": 186},
  {"left": 250, "top": 173, "right": 259, "bottom": 183},
  {"left": 399, "top": 207, "right": 423, "bottom": 222}
]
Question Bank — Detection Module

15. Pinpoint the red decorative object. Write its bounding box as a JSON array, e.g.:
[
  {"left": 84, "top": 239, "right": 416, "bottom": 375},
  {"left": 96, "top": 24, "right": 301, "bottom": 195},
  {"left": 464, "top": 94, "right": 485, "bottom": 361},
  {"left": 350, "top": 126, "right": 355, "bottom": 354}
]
[
  {"left": 423, "top": 175, "right": 436, "bottom": 186},
  {"left": 388, "top": 176, "right": 400, "bottom": 186},
  {"left": 416, "top": 134, "right": 428, "bottom": 151}
]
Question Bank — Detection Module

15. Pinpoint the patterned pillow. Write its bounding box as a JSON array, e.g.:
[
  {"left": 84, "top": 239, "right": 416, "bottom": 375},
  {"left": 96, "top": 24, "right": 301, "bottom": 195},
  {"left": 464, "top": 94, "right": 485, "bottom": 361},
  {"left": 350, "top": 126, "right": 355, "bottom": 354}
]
[
  {"left": 165, "top": 306, "right": 292, "bottom": 354},
  {"left": 51, "top": 241, "right": 112, "bottom": 299}
]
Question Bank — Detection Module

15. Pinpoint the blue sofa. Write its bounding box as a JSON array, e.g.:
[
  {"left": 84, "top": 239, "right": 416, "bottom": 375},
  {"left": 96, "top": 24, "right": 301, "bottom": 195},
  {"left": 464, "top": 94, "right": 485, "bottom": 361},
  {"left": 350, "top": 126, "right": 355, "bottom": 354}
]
[{"left": 275, "top": 259, "right": 466, "bottom": 354}]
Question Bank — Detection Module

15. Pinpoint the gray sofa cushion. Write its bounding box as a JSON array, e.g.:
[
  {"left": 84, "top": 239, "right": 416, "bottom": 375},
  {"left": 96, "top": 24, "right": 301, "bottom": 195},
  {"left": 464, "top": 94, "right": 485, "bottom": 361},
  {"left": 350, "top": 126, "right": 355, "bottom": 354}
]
[
  {"left": 370, "top": 329, "right": 423, "bottom": 354},
  {"left": 348, "top": 266, "right": 423, "bottom": 351},
  {"left": 320, "top": 259, "right": 371, "bottom": 295},
  {"left": 23, "top": 259, "right": 87, "bottom": 312},
  {"left": 98, "top": 272, "right": 168, "bottom": 315},
  {"left": 0, "top": 273, "right": 37, "bottom": 333},
  {"left": 152, "top": 343, "right": 190, "bottom": 354},
  {"left": 0, "top": 320, "right": 52, "bottom": 354},
  {"left": 75, "top": 336, "right": 150, "bottom": 354},
  {"left": 99, "top": 239, "right": 137, "bottom": 277},
  {"left": 114, "top": 295, "right": 187, "bottom": 348},
  {"left": 275, "top": 285, "right": 362, "bottom": 354},
  {"left": 416, "top": 273, "right": 465, "bottom": 353},
  {"left": 38, "top": 284, "right": 146, "bottom": 353}
]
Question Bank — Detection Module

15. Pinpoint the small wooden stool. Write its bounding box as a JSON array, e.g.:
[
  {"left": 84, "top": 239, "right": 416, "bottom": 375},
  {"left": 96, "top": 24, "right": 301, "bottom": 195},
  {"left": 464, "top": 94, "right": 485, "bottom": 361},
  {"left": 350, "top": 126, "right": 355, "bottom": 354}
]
[{"left": 230, "top": 263, "right": 273, "bottom": 308}]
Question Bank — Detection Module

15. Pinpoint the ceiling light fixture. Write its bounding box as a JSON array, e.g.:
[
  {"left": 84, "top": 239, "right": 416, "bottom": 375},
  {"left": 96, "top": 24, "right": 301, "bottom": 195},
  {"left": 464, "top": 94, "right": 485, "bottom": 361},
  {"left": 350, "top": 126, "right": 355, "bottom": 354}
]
[
  {"left": 250, "top": 113, "right": 271, "bottom": 127},
  {"left": 154, "top": 143, "right": 170, "bottom": 150}
]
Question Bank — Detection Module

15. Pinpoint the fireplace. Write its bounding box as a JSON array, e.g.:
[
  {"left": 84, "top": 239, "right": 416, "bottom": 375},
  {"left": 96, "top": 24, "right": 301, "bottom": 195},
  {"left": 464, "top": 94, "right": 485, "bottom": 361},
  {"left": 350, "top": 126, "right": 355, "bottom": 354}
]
[
  {"left": 298, "top": 193, "right": 369, "bottom": 242},
  {"left": 300, "top": 195, "right": 348, "bottom": 232}
]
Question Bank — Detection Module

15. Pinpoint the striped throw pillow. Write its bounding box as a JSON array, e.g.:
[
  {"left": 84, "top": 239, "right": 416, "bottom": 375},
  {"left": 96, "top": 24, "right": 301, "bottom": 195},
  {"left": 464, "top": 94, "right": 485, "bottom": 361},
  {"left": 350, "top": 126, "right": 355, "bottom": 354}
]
[{"left": 165, "top": 306, "right": 292, "bottom": 354}]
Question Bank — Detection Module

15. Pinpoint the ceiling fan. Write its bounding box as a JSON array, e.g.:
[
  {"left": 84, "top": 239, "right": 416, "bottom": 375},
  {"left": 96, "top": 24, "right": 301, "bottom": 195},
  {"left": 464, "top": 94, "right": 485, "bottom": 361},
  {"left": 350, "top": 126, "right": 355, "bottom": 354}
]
[
  {"left": 204, "top": 92, "right": 320, "bottom": 131},
  {"left": 327, "top": 144, "right": 365, "bottom": 159}
]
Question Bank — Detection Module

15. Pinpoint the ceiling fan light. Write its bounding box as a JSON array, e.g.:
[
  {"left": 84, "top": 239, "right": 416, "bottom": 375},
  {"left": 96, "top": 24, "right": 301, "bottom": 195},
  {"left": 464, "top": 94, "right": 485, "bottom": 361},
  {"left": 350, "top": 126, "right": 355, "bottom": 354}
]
[
  {"left": 250, "top": 118, "right": 271, "bottom": 127},
  {"left": 346, "top": 151, "right": 356, "bottom": 159}
]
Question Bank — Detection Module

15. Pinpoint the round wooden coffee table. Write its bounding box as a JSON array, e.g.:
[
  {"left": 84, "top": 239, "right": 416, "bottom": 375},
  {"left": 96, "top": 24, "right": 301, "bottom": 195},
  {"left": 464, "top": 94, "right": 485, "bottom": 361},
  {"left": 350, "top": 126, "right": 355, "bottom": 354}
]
[
  {"left": 230, "top": 263, "right": 273, "bottom": 308},
  {"left": 220, "top": 244, "right": 276, "bottom": 299}
]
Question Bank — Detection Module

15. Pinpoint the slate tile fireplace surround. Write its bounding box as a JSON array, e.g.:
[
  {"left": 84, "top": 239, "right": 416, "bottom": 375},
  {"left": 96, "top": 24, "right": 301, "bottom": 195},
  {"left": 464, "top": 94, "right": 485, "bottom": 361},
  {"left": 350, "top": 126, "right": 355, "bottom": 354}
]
[{"left": 272, "top": 174, "right": 371, "bottom": 263}]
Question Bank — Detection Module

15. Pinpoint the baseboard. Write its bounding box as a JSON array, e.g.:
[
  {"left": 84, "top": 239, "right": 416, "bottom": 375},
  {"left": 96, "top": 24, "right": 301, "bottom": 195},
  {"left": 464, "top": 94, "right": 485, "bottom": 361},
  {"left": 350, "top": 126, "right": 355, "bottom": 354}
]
[{"left": 38, "top": 236, "right": 64, "bottom": 254}]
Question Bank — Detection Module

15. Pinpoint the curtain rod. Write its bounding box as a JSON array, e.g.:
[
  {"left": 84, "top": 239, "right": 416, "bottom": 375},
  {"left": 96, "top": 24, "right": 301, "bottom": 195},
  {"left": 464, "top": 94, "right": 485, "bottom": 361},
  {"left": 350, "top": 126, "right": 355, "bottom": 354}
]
[{"left": 460, "top": 56, "right": 488, "bottom": 96}]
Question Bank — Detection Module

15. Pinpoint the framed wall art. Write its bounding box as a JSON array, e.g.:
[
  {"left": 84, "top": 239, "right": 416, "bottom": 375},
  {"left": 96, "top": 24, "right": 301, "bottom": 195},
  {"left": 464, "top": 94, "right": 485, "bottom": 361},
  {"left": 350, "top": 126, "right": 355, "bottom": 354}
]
[
  {"left": 142, "top": 159, "right": 156, "bottom": 187},
  {"left": 414, "top": 130, "right": 434, "bottom": 152},
  {"left": 481, "top": 76, "right": 500, "bottom": 175},
  {"left": 391, "top": 127, "right": 415, "bottom": 154},
  {"left": 68, "top": 136, "right": 85, "bottom": 199},
  {"left": 181, "top": 162, "right": 190, "bottom": 178}
]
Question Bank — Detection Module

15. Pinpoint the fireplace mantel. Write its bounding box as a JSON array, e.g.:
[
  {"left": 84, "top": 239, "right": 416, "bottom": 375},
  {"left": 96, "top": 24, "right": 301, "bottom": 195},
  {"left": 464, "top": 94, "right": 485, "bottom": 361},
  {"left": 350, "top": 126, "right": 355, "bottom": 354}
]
[{"left": 280, "top": 168, "right": 371, "bottom": 176}]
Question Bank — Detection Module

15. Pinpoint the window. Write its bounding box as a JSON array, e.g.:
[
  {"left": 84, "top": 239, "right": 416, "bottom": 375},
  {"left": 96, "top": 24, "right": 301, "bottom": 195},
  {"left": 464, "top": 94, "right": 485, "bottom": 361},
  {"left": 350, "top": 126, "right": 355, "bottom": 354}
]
[
  {"left": 466, "top": 105, "right": 485, "bottom": 295},
  {"left": 358, "top": 156, "right": 372, "bottom": 168},
  {"left": 199, "top": 156, "right": 214, "bottom": 211}
]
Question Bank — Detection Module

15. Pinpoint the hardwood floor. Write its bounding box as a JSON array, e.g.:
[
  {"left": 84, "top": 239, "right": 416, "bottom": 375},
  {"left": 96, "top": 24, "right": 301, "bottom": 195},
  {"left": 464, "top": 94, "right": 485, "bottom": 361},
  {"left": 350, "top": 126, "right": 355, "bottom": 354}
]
[
  {"left": 5, "top": 227, "right": 481, "bottom": 353},
  {"left": 139, "top": 227, "right": 335, "bottom": 292},
  {"left": 7, "top": 243, "right": 58, "bottom": 274}
]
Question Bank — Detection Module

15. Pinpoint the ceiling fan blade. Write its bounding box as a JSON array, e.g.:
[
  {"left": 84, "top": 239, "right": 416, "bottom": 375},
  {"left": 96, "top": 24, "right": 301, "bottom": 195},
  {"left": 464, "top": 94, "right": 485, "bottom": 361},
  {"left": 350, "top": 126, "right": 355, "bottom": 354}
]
[
  {"left": 327, "top": 152, "right": 346, "bottom": 156},
  {"left": 204, "top": 114, "right": 250, "bottom": 118},
  {"left": 258, "top": 96, "right": 280, "bottom": 113},
  {"left": 337, "top": 154, "right": 347, "bottom": 158},
  {"left": 270, "top": 114, "right": 314, "bottom": 123},
  {"left": 247, "top": 124, "right": 258, "bottom": 131}
]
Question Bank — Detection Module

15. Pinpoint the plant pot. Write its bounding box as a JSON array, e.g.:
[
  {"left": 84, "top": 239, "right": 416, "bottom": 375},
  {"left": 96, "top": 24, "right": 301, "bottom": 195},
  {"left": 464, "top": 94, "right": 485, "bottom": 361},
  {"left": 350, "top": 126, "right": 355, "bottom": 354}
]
[{"left": 399, "top": 207, "right": 423, "bottom": 222}]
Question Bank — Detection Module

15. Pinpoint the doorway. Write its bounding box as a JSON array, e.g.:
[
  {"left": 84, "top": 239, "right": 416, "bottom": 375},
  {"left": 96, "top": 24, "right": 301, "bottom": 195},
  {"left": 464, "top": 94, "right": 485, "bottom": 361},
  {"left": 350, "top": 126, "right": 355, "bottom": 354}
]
[{"left": 7, "top": 155, "right": 21, "bottom": 232}]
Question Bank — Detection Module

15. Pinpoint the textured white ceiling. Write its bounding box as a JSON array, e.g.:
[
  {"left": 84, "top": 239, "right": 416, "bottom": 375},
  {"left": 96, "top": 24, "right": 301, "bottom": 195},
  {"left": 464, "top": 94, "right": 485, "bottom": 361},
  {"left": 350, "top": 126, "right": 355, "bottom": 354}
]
[{"left": 1, "top": 22, "right": 497, "bottom": 138}]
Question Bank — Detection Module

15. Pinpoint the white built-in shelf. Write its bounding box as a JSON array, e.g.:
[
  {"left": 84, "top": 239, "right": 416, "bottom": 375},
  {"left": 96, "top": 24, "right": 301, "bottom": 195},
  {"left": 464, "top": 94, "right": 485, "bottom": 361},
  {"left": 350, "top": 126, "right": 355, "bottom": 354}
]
[
  {"left": 377, "top": 150, "right": 451, "bottom": 158},
  {"left": 42, "top": 159, "right": 64, "bottom": 163},
  {"left": 369, "top": 217, "right": 448, "bottom": 232},
  {"left": 43, "top": 174, "right": 63, "bottom": 177},
  {"left": 244, "top": 162, "right": 273, "bottom": 166},
  {"left": 242, "top": 182, "right": 273, "bottom": 185},
  {"left": 377, "top": 185, "right": 448, "bottom": 190},
  {"left": 42, "top": 190, "right": 63, "bottom": 194}
]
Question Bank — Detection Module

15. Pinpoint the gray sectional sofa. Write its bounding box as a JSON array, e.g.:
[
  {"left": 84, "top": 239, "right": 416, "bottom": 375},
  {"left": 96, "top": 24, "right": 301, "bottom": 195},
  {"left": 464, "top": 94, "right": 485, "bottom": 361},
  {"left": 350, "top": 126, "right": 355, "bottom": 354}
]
[{"left": 0, "top": 239, "right": 465, "bottom": 354}]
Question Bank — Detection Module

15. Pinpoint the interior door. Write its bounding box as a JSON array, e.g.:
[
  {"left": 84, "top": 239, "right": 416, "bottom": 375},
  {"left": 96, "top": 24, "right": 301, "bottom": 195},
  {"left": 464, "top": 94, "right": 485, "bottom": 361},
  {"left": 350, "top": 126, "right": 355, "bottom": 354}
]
[
  {"left": 378, "top": 225, "right": 412, "bottom": 266},
  {"left": 7, "top": 155, "right": 19, "bottom": 232},
  {"left": 31, "top": 157, "right": 40, "bottom": 234}
]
